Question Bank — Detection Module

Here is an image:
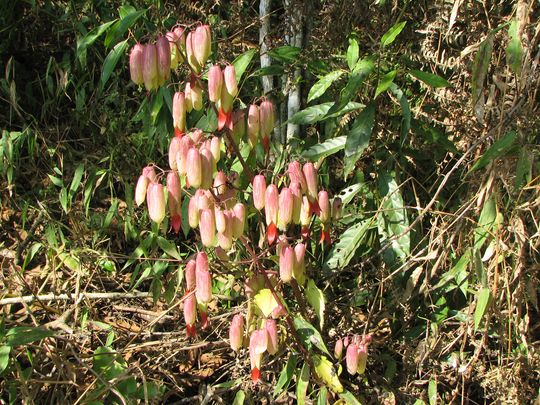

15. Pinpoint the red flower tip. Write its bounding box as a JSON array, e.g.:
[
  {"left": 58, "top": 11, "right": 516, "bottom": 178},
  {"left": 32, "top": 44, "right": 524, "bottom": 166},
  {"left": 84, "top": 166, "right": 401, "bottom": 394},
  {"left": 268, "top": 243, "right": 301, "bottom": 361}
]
[
  {"left": 301, "top": 225, "right": 310, "bottom": 241},
  {"left": 251, "top": 367, "right": 261, "bottom": 382},
  {"left": 310, "top": 200, "right": 321, "bottom": 216},
  {"left": 174, "top": 127, "right": 184, "bottom": 138},
  {"left": 218, "top": 108, "right": 233, "bottom": 131},
  {"left": 171, "top": 214, "right": 181, "bottom": 234},
  {"left": 319, "top": 229, "right": 331, "bottom": 245},
  {"left": 267, "top": 222, "right": 278, "bottom": 245}
]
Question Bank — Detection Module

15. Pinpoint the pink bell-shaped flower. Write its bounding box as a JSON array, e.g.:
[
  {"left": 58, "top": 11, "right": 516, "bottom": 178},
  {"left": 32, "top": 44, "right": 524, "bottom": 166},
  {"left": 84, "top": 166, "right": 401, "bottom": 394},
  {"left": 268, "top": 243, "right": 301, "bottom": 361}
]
[
  {"left": 172, "top": 92, "right": 186, "bottom": 137},
  {"left": 176, "top": 135, "right": 194, "bottom": 176},
  {"left": 252, "top": 174, "right": 266, "bottom": 211},
  {"left": 334, "top": 339, "right": 344, "bottom": 360},
  {"left": 293, "top": 243, "right": 306, "bottom": 284},
  {"left": 290, "top": 182, "right": 302, "bottom": 224},
  {"left": 265, "top": 319, "right": 279, "bottom": 355},
  {"left": 167, "top": 172, "right": 182, "bottom": 234},
  {"left": 199, "top": 208, "right": 216, "bottom": 247},
  {"left": 186, "top": 147, "right": 202, "bottom": 189},
  {"left": 156, "top": 35, "right": 171, "bottom": 85},
  {"left": 195, "top": 251, "right": 212, "bottom": 328},
  {"left": 259, "top": 99, "right": 275, "bottom": 137},
  {"left": 213, "top": 171, "right": 228, "bottom": 196},
  {"left": 232, "top": 203, "right": 245, "bottom": 239},
  {"left": 168, "top": 136, "right": 182, "bottom": 170},
  {"left": 229, "top": 313, "right": 244, "bottom": 352},
  {"left": 318, "top": 190, "right": 331, "bottom": 223},
  {"left": 129, "top": 43, "right": 144, "bottom": 86},
  {"left": 249, "top": 329, "right": 268, "bottom": 382},
  {"left": 192, "top": 25, "right": 212, "bottom": 69},
  {"left": 217, "top": 210, "right": 234, "bottom": 251},
  {"left": 288, "top": 161, "right": 307, "bottom": 193},
  {"left": 183, "top": 293, "right": 197, "bottom": 337},
  {"left": 247, "top": 104, "right": 260, "bottom": 147},
  {"left": 223, "top": 65, "right": 238, "bottom": 97},
  {"left": 142, "top": 43, "right": 158, "bottom": 91},
  {"left": 210, "top": 136, "right": 221, "bottom": 163},
  {"left": 277, "top": 187, "right": 293, "bottom": 231},
  {"left": 135, "top": 175, "right": 149, "bottom": 207},
  {"left": 208, "top": 65, "right": 223, "bottom": 103},
  {"left": 302, "top": 162, "right": 318, "bottom": 203},
  {"left": 279, "top": 245, "right": 294, "bottom": 283},
  {"left": 185, "top": 259, "right": 196, "bottom": 291},
  {"left": 199, "top": 147, "right": 215, "bottom": 190},
  {"left": 146, "top": 182, "right": 166, "bottom": 224}
]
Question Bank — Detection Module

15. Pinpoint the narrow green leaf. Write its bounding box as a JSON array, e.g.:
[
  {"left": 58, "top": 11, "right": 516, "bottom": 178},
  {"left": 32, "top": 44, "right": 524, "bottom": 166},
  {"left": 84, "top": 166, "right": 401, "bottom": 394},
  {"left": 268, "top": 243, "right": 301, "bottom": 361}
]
[
  {"left": 339, "top": 389, "right": 364, "bottom": 405},
  {"left": 325, "top": 218, "right": 374, "bottom": 270},
  {"left": 470, "top": 131, "right": 516, "bottom": 172},
  {"left": 409, "top": 69, "right": 450, "bottom": 88},
  {"left": 250, "top": 65, "right": 285, "bottom": 77},
  {"left": 100, "top": 39, "right": 128, "bottom": 90},
  {"left": 268, "top": 46, "right": 301, "bottom": 63},
  {"left": 289, "top": 102, "right": 364, "bottom": 125},
  {"left": 274, "top": 354, "right": 298, "bottom": 396},
  {"left": 515, "top": 146, "right": 532, "bottom": 190},
  {"left": 68, "top": 164, "right": 84, "bottom": 198},
  {"left": 506, "top": 19, "right": 523, "bottom": 74},
  {"left": 306, "top": 279, "right": 325, "bottom": 329},
  {"left": 293, "top": 316, "right": 330, "bottom": 355},
  {"left": 301, "top": 136, "right": 346, "bottom": 161},
  {"left": 434, "top": 250, "right": 470, "bottom": 296},
  {"left": 317, "top": 388, "right": 328, "bottom": 405},
  {"left": 232, "top": 390, "right": 245, "bottom": 405},
  {"left": 381, "top": 21, "right": 407, "bottom": 47},
  {"left": 344, "top": 103, "right": 375, "bottom": 177},
  {"left": 0, "top": 345, "right": 11, "bottom": 374},
  {"left": 390, "top": 84, "right": 411, "bottom": 139},
  {"left": 76, "top": 20, "right": 116, "bottom": 65},
  {"left": 347, "top": 37, "right": 359, "bottom": 70},
  {"left": 104, "top": 9, "right": 146, "bottom": 48},
  {"left": 232, "top": 49, "right": 257, "bottom": 83},
  {"left": 5, "top": 327, "right": 56, "bottom": 346},
  {"left": 473, "top": 287, "right": 492, "bottom": 331},
  {"left": 308, "top": 70, "right": 345, "bottom": 103},
  {"left": 157, "top": 237, "right": 181, "bottom": 260},
  {"left": 327, "top": 59, "right": 374, "bottom": 116},
  {"left": 428, "top": 379, "right": 437, "bottom": 405},
  {"left": 375, "top": 70, "right": 397, "bottom": 98},
  {"left": 48, "top": 174, "right": 64, "bottom": 187},
  {"left": 471, "top": 34, "right": 494, "bottom": 108},
  {"left": 59, "top": 187, "right": 69, "bottom": 213},
  {"left": 474, "top": 196, "right": 496, "bottom": 252},
  {"left": 296, "top": 362, "right": 310, "bottom": 405}
]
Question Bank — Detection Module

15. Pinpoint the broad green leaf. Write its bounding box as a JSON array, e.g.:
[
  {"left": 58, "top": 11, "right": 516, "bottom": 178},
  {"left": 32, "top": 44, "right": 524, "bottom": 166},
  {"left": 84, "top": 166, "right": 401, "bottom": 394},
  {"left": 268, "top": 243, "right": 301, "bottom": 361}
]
[
  {"left": 289, "top": 102, "right": 364, "bottom": 125},
  {"left": 306, "top": 279, "right": 325, "bottom": 329},
  {"left": 232, "top": 390, "right": 245, "bottom": 405},
  {"left": 104, "top": 9, "right": 147, "bottom": 48},
  {"left": 296, "top": 362, "right": 310, "bottom": 405},
  {"left": 268, "top": 46, "right": 301, "bottom": 63},
  {"left": 58, "top": 252, "right": 81, "bottom": 272},
  {"left": 157, "top": 236, "right": 181, "bottom": 260},
  {"left": 375, "top": 70, "right": 397, "bottom": 98},
  {"left": 390, "top": 84, "right": 411, "bottom": 139},
  {"left": 336, "top": 182, "right": 367, "bottom": 206},
  {"left": 327, "top": 59, "right": 374, "bottom": 116},
  {"left": 232, "top": 49, "right": 257, "bottom": 83},
  {"left": 325, "top": 218, "right": 373, "bottom": 270},
  {"left": 76, "top": 20, "right": 116, "bottom": 65},
  {"left": 470, "top": 131, "right": 516, "bottom": 172},
  {"left": 473, "top": 287, "right": 492, "bottom": 331},
  {"left": 471, "top": 33, "right": 494, "bottom": 109},
  {"left": 301, "top": 136, "right": 346, "bottom": 161},
  {"left": 377, "top": 172, "right": 410, "bottom": 264},
  {"left": 506, "top": 19, "right": 523, "bottom": 74},
  {"left": 0, "top": 345, "right": 11, "bottom": 374},
  {"left": 68, "top": 164, "right": 84, "bottom": 198},
  {"left": 474, "top": 196, "right": 497, "bottom": 252},
  {"left": 293, "top": 316, "right": 330, "bottom": 355},
  {"left": 339, "top": 390, "right": 364, "bottom": 405},
  {"left": 274, "top": 354, "right": 298, "bottom": 396},
  {"left": 381, "top": 21, "right": 407, "bottom": 47},
  {"left": 434, "top": 250, "right": 470, "bottom": 296},
  {"left": 344, "top": 103, "right": 375, "bottom": 177},
  {"left": 250, "top": 65, "right": 285, "bottom": 77},
  {"left": 48, "top": 174, "right": 63, "bottom": 187},
  {"left": 100, "top": 39, "right": 128, "bottom": 90},
  {"left": 5, "top": 327, "right": 56, "bottom": 346},
  {"left": 254, "top": 289, "right": 280, "bottom": 318},
  {"left": 409, "top": 69, "right": 450, "bottom": 88},
  {"left": 347, "top": 36, "right": 359, "bottom": 70},
  {"left": 313, "top": 355, "right": 343, "bottom": 394},
  {"left": 428, "top": 379, "right": 437, "bottom": 405},
  {"left": 308, "top": 70, "right": 345, "bottom": 103}
]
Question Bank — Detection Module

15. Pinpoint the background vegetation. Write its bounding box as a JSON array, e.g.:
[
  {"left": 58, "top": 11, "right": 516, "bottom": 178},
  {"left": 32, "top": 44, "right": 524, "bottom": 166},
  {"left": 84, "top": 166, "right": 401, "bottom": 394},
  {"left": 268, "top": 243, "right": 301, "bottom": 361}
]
[{"left": 1, "top": 0, "right": 539, "bottom": 403}]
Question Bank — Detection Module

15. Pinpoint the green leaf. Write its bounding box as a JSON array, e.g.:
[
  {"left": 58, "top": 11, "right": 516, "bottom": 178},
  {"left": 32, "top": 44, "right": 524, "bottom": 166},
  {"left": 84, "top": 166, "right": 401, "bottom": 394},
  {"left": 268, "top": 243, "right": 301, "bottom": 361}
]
[
  {"left": 268, "top": 46, "right": 301, "bottom": 63},
  {"left": 68, "top": 164, "right": 84, "bottom": 199},
  {"left": 301, "top": 136, "right": 346, "bottom": 161},
  {"left": 0, "top": 345, "right": 11, "bottom": 374},
  {"left": 409, "top": 69, "right": 450, "bottom": 88},
  {"left": 274, "top": 354, "right": 298, "bottom": 396},
  {"left": 336, "top": 182, "right": 367, "bottom": 206},
  {"left": 327, "top": 59, "right": 374, "bottom": 116},
  {"left": 381, "top": 21, "right": 407, "bottom": 47},
  {"left": 297, "top": 363, "right": 310, "bottom": 405},
  {"left": 100, "top": 39, "right": 128, "bottom": 90},
  {"left": 390, "top": 84, "right": 411, "bottom": 139},
  {"left": 377, "top": 172, "right": 410, "bottom": 264},
  {"left": 232, "top": 49, "right": 257, "bottom": 83},
  {"left": 104, "top": 9, "right": 146, "bottom": 48},
  {"left": 434, "top": 250, "right": 470, "bottom": 296},
  {"left": 471, "top": 33, "right": 494, "bottom": 109},
  {"left": 473, "top": 287, "right": 492, "bottom": 331},
  {"left": 293, "top": 316, "right": 330, "bottom": 355},
  {"left": 76, "top": 20, "right": 116, "bottom": 65},
  {"left": 289, "top": 102, "right": 364, "bottom": 125},
  {"left": 339, "top": 390, "right": 364, "bottom": 405},
  {"left": 474, "top": 196, "right": 497, "bottom": 252},
  {"left": 59, "top": 187, "right": 69, "bottom": 213},
  {"left": 306, "top": 280, "right": 325, "bottom": 329},
  {"left": 347, "top": 36, "right": 359, "bottom": 70},
  {"left": 250, "top": 65, "right": 285, "bottom": 77},
  {"left": 375, "top": 70, "right": 397, "bottom": 98},
  {"left": 48, "top": 174, "right": 64, "bottom": 187},
  {"left": 5, "top": 327, "right": 56, "bottom": 346},
  {"left": 313, "top": 355, "right": 343, "bottom": 394},
  {"left": 515, "top": 146, "right": 532, "bottom": 190},
  {"left": 157, "top": 236, "right": 181, "bottom": 260},
  {"left": 428, "top": 379, "right": 437, "bottom": 405},
  {"left": 470, "top": 131, "right": 517, "bottom": 172},
  {"left": 325, "top": 219, "right": 373, "bottom": 270},
  {"left": 506, "top": 19, "right": 523, "bottom": 74},
  {"left": 232, "top": 390, "right": 245, "bottom": 405},
  {"left": 344, "top": 104, "right": 375, "bottom": 177},
  {"left": 308, "top": 70, "right": 345, "bottom": 103}
]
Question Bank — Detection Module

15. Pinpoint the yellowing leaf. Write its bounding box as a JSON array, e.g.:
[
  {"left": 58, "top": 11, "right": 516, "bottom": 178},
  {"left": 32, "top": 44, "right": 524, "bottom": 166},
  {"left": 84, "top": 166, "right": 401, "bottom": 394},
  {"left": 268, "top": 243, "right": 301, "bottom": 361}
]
[
  {"left": 254, "top": 289, "right": 279, "bottom": 317},
  {"left": 313, "top": 355, "right": 343, "bottom": 393}
]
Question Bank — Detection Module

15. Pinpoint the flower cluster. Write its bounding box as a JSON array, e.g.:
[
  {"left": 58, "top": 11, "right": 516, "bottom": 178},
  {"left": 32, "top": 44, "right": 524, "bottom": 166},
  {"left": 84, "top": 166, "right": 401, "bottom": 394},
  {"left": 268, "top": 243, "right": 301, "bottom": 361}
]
[{"left": 334, "top": 334, "right": 371, "bottom": 375}]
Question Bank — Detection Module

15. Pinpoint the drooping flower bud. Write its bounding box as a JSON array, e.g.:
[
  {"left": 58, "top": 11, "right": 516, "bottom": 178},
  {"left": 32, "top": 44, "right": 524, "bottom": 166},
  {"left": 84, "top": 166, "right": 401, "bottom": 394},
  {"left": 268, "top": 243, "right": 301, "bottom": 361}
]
[
  {"left": 259, "top": 99, "right": 275, "bottom": 137},
  {"left": 129, "top": 43, "right": 144, "bottom": 86},
  {"left": 142, "top": 43, "right": 158, "bottom": 91},
  {"left": 290, "top": 182, "right": 302, "bottom": 224},
  {"left": 185, "top": 31, "right": 201, "bottom": 73},
  {"left": 135, "top": 175, "right": 149, "bottom": 206},
  {"left": 247, "top": 104, "right": 260, "bottom": 147},
  {"left": 264, "top": 184, "right": 279, "bottom": 226},
  {"left": 208, "top": 65, "right": 223, "bottom": 103},
  {"left": 173, "top": 26, "right": 186, "bottom": 58},
  {"left": 210, "top": 136, "right": 221, "bottom": 163},
  {"left": 252, "top": 174, "right": 266, "bottom": 211},
  {"left": 223, "top": 65, "right": 238, "bottom": 97},
  {"left": 193, "top": 25, "right": 212, "bottom": 69},
  {"left": 215, "top": 208, "right": 227, "bottom": 234},
  {"left": 277, "top": 187, "right": 293, "bottom": 231},
  {"left": 318, "top": 190, "right": 331, "bottom": 223},
  {"left": 195, "top": 252, "right": 211, "bottom": 302},
  {"left": 229, "top": 313, "right": 244, "bottom": 352},
  {"left": 357, "top": 343, "right": 368, "bottom": 374},
  {"left": 332, "top": 197, "right": 343, "bottom": 220},
  {"left": 199, "top": 147, "right": 215, "bottom": 190},
  {"left": 186, "top": 147, "right": 202, "bottom": 188},
  {"left": 300, "top": 195, "right": 311, "bottom": 227},
  {"left": 334, "top": 339, "right": 344, "bottom": 360},
  {"left": 249, "top": 329, "right": 268, "bottom": 382},
  {"left": 217, "top": 84, "right": 234, "bottom": 131},
  {"left": 303, "top": 162, "right": 318, "bottom": 202},
  {"left": 213, "top": 171, "right": 228, "bottom": 195},
  {"left": 166, "top": 31, "right": 180, "bottom": 70},
  {"left": 172, "top": 92, "right": 186, "bottom": 136},
  {"left": 190, "top": 81, "right": 203, "bottom": 111},
  {"left": 218, "top": 210, "right": 234, "bottom": 251},
  {"left": 279, "top": 245, "right": 294, "bottom": 283},
  {"left": 184, "top": 81, "right": 194, "bottom": 112},
  {"left": 346, "top": 343, "right": 359, "bottom": 375},
  {"left": 146, "top": 182, "right": 166, "bottom": 224},
  {"left": 176, "top": 136, "right": 194, "bottom": 176},
  {"left": 265, "top": 319, "right": 279, "bottom": 355},
  {"left": 142, "top": 166, "right": 157, "bottom": 183},
  {"left": 197, "top": 189, "right": 213, "bottom": 211},
  {"left": 183, "top": 293, "right": 197, "bottom": 337},
  {"left": 156, "top": 35, "right": 171, "bottom": 84},
  {"left": 293, "top": 243, "right": 306, "bottom": 284},
  {"left": 199, "top": 208, "right": 216, "bottom": 247},
  {"left": 168, "top": 137, "right": 182, "bottom": 170},
  {"left": 167, "top": 172, "right": 182, "bottom": 234},
  {"left": 288, "top": 161, "right": 307, "bottom": 193},
  {"left": 188, "top": 194, "right": 200, "bottom": 228},
  {"left": 232, "top": 203, "right": 245, "bottom": 239},
  {"left": 185, "top": 259, "right": 196, "bottom": 291}
]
